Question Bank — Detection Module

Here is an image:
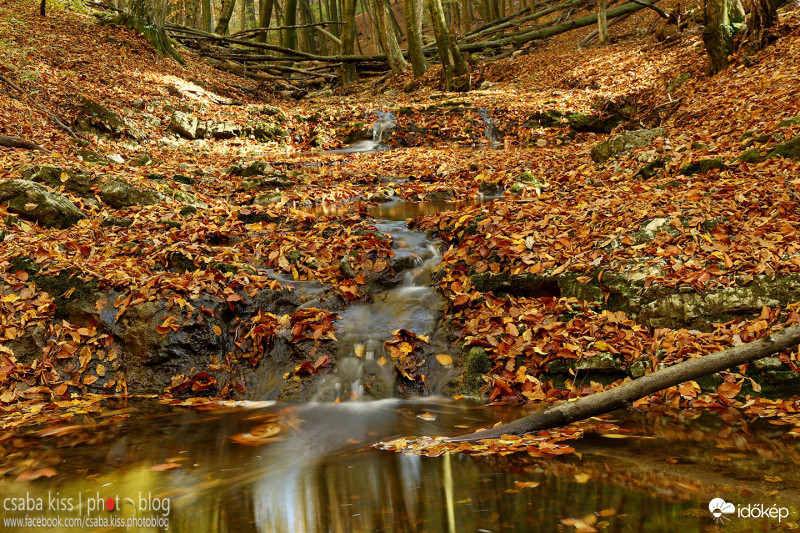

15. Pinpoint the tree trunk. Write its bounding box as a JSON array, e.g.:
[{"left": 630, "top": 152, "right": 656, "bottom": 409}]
[
  {"left": 449, "top": 324, "right": 800, "bottom": 442},
  {"left": 256, "top": 0, "right": 274, "bottom": 42},
  {"left": 116, "top": 0, "right": 184, "bottom": 64},
  {"left": 746, "top": 0, "right": 776, "bottom": 52},
  {"left": 283, "top": 0, "right": 298, "bottom": 49},
  {"left": 215, "top": 0, "right": 237, "bottom": 34},
  {"left": 404, "top": 0, "right": 427, "bottom": 76},
  {"left": 376, "top": 0, "right": 408, "bottom": 72},
  {"left": 597, "top": 0, "right": 608, "bottom": 43},
  {"left": 340, "top": 0, "right": 358, "bottom": 84},
  {"left": 428, "top": 0, "right": 455, "bottom": 90},
  {"left": 702, "top": 0, "right": 745, "bottom": 74},
  {"left": 202, "top": 0, "right": 212, "bottom": 30}
]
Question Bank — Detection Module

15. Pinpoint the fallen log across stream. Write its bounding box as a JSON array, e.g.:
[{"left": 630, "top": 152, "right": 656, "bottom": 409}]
[{"left": 448, "top": 323, "right": 800, "bottom": 442}]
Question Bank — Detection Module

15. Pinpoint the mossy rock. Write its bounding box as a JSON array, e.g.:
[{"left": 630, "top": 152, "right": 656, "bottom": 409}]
[
  {"left": 463, "top": 347, "right": 491, "bottom": 394},
  {"left": 0, "top": 179, "right": 87, "bottom": 228},
  {"left": 567, "top": 112, "right": 622, "bottom": 134},
  {"left": 738, "top": 136, "right": 800, "bottom": 163},
  {"left": 680, "top": 158, "right": 727, "bottom": 175},
  {"left": 21, "top": 165, "right": 98, "bottom": 197},
  {"left": 75, "top": 149, "right": 108, "bottom": 164},
  {"left": 99, "top": 216, "right": 133, "bottom": 228},
  {"left": 524, "top": 110, "right": 567, "bottom": 129},
  {"left": 9, "top": 259, "right": 101, "bottom": 320},
  {"left": 98, "top": 180, "right": 167, "bottom": 209}
]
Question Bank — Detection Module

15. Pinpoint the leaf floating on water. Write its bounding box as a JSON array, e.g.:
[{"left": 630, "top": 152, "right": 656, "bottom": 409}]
[
  {"left": 16, "top": 468, "right": 57, "bottom": 481},
  {"left": 435, "top": 353, "right": 453, "bottom": 366},
  {"left": 574, "top": 473, "right": 591, "bottom": 484},
  {"left": 149, "top": 463, "right": 180, "bottom": 471},
  {"left": 418, "top": 412, "right": 437, "bottom": 421},
  {"left": 597, "top": 433, "right": 630, "bottom": 439},
  {"left": 513, "top": 481, "right": 540, "bottom": 489}
]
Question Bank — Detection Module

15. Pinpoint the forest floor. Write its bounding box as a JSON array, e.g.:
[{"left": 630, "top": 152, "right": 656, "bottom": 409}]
[{"left": 2, "top": 0, "right": 800, "bottom": 454}]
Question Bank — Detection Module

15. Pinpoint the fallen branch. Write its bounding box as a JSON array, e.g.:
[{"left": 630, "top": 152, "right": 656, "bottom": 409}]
[
  {"left": 458, "top": 0, "right": 662, "bottom": 52},
  {"left": 0, "top": 73, "right": 82, "bottom": 139},
  {"left": 0, "top": 135, "right": 44, "bottom": 150},
  {"left": 449, "top": 323, "right": 800, "bottom": 442}
]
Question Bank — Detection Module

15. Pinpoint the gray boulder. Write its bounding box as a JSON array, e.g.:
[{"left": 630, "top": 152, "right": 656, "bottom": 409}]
[
  {"left": 21, "top": 165, "right": 98, "bottom": 197},
  {"left": 168, "top": 111, "right": 200, "bottom": 140},
  {"left": 98, "top": 179, "right": 167, "bottom": 209},
  {"left": 590, "top": 127, "right": 666, "bottom": 162},
  {"left": 0, "top": 179, "right": 86, "bottom": 228}
]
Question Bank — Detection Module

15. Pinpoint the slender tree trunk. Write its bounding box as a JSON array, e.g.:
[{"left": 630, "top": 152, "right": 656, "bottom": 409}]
[
  {"left": 404, "top": 0, "right": 428, "bottom": 76},
  {"left": 202, "top": 0, "right": 212, "bottom": 30},
  {"left": 341, "top": 0, "right": 358, "bottom": 84},
  {"left": 256, "top": 0, "right": 275, "bottom": 42},
  {"left": 283, "top": 0, "right": 298, "bottom": 49},
  {"left": 428, "top": 0, "right": 455, "bottom": 89},
  {"left": 597, "top": 0, "right": 608, "bottom": 43},
  {"left": 215, "top": 0, "right": 238, "bottom": 34},
  {"left": 450, "top": 323, "right": 800, "bottom": 442},
  {"left": 376, "top": 0, "right": 408, "bottom": 72}
]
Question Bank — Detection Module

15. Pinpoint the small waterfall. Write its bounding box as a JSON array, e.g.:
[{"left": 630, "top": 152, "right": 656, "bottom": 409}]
[
  {"left": 372, "top": 110, "right": 396, "bottom": 143},
  {"left": 311, "top": 221, "right": 453, "bottom": 401},
  {"left": 475, "top": 108, "right": 502, "bottom": 147}
]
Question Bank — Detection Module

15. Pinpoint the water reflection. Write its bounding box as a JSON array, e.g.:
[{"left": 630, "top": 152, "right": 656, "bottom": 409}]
[{"left": 1, "top": 399, "right": 798, "bottom": 532}]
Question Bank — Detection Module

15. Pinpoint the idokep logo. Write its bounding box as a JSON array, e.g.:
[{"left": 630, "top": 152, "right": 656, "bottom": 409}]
[
  {"left": 709, "top": 498, "right": 735, "bottom": 524},
  {"left": 708, "top": 497, "right": 791, "bottom": 525}
]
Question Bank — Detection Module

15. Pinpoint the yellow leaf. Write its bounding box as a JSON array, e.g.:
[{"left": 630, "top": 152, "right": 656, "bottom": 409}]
[
  {"left": 593, "top": 340, "right": 610, "bottom": 351},
  {"left": 574, "top": 473, "right": 591, "bottom": 484},
  {"left": 513, "top": 481, "right": 540, "bottom": 489},
  {"left": 213, "top": 325, "right": 222, "bottom": 335},
  {"left": 399, "top": 342, "right": 413, "bottom": 354},
  {"left": 435, "top": 353, "right": 453, "bottom": 366}
]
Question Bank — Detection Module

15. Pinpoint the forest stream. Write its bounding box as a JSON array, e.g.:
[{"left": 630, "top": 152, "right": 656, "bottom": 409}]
[{"left": 1, "top": 121, "right": 799, "bottom": 533}]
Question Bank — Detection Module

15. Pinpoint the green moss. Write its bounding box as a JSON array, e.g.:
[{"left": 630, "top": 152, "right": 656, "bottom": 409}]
[
  {"left": 179, "top": 206, "right": 197, "bottom": 217},
  {"left": 173, "top": 174, "right": 195, "bottom": 185},
  {"left": 464, "top": 347, "right": 491, "bottom": 394},
  {"left": 680, "top": 158, "right": 726, "bottom": 175},
  {"left": 38, "top": 270, "right": 99, "bottom": 320}
]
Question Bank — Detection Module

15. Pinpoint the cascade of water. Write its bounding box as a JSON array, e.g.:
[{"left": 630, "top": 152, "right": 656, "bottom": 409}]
[
  {"left": 372, "top": 110, "right": 396, "bottom": 143},
  {"left": 475, "top": 108, "right": 502, "bottom": 147},
  {"left": 311, "top": 221, "right": 452, "bottom": 402}
]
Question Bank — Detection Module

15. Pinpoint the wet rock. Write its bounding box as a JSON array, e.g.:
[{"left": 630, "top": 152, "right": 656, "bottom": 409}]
[
  {"left": 524, "top": 110, "right": 567, "bottom": 129},
  {"left": 567, "top": 112, "right": 622, "bottom": 134},
  {"left": 425, "top": 189, "right": 455, "bottom": 202},
  {"left": 21, "top": 165, "right": 98, "bottom": 197},
  {"left": 590, "top": 127, "right": 666, "bottom": 162},
  {"left": 0, "top": 179, "right": 86, "bottom": 228},
  {"left": 98, "top": 179, "right": 167, "bottom": 208},
  {"left": 168, "top": 111, "right": 200, "bottom": 140}
]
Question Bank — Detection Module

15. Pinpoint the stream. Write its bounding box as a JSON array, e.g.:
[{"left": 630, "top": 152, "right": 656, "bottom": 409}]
[{"left": 2, "top": 112, "right": 798, "bottom": 532}]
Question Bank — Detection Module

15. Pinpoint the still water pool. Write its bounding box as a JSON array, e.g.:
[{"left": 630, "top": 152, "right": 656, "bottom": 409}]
[{"left": 1, "top": 397, "right": 797, "bottom": 532}]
